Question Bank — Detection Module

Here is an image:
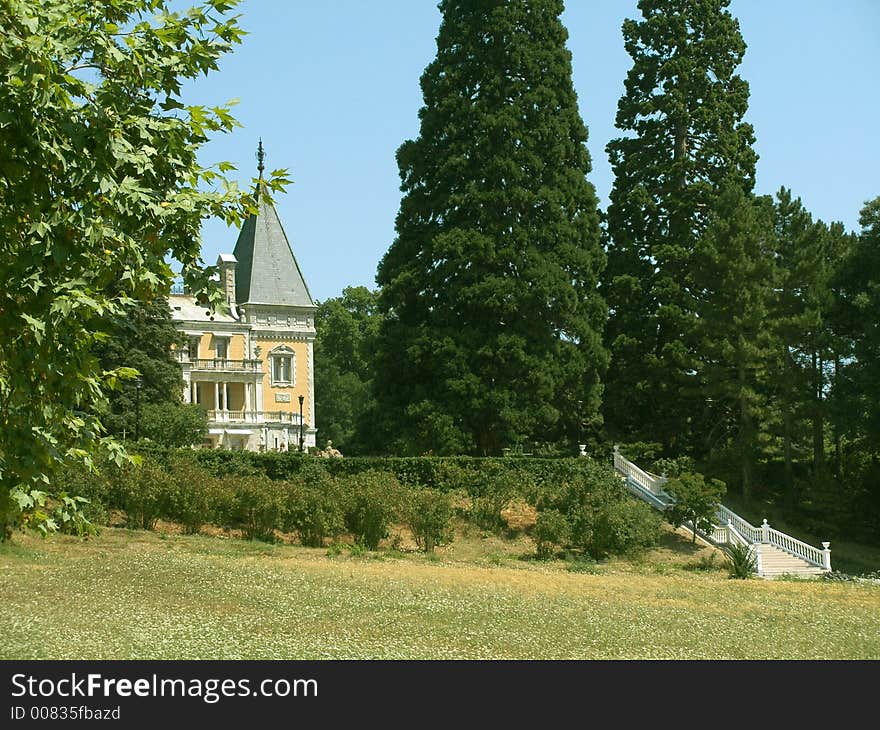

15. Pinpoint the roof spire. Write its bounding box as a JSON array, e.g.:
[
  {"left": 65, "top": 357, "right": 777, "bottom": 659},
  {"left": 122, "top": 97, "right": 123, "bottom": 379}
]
[{"left": 257, "top": 138, "right": 265, "bottom": 180}]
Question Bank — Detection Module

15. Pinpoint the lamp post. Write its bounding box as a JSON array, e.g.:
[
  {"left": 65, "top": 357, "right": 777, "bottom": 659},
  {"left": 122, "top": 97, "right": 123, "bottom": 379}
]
[
  {"left": 298, "top": 394, "right": 304, "bottom": 453},
  {"left": 134, "top": 378, "right": 143, "bottom": 442}
]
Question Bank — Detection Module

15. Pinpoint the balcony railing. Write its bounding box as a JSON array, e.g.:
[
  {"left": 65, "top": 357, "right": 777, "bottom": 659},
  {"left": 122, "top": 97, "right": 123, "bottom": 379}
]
[
  {"left": 181, "top": 357, "right": 263, "bottom": 373},
  {"left": 207, "top": 410, "right": 304, "bottom": 425}
]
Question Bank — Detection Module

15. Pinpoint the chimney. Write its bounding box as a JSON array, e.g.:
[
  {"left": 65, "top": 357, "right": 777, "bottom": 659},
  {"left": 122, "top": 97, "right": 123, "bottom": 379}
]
[{"left": 217, "top": 254, "right": 238, "bottom": 317}]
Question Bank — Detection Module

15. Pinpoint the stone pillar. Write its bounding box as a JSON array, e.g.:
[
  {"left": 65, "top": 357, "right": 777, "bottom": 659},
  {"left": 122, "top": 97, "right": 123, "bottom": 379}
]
[
  {"left": 761, "top": 518, "right": 770, "bottom": 544},
  {"left": 223, "top": 382, "right": 229, "bottom": 412},
  {"left": 822, "top": 542, "right": 832, "bottom": 571},
  {"left": 214, "top": 382, "right": 220, "bottom": 414}
]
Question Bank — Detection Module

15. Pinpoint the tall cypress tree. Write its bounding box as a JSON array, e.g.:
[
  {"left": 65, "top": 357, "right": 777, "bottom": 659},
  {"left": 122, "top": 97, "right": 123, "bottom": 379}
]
[
  {"left": 373, "top": 0, "right": 606, "bottom": 456},
  {"left": 602, "top": 0, "right": 757, "bottom": 454}
]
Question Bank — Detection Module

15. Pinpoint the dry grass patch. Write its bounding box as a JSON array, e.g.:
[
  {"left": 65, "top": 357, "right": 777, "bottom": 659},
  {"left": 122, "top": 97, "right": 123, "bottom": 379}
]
[{"left": 2, "top": 528, "right": 877, "bottom": 660}]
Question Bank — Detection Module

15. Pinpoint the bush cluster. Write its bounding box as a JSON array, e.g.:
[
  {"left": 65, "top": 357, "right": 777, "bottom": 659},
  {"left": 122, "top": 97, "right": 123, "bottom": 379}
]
[{"left": 52, "top": 449, "right": 662, "bottom": 559}]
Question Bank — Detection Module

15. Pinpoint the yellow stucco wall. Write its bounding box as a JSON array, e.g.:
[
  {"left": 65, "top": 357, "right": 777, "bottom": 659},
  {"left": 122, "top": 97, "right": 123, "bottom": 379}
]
[
  {"left": 192, "top": 332, "right": 246, "bottom": 360},
  {"left": 259, "top": 338, "right": 310, "bottom": 419}
]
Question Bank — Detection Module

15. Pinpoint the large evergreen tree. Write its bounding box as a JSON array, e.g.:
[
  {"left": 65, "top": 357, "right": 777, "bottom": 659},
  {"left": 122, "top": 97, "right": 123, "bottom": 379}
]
[
  {"left": 373, "top": 0, "right": 606, "bottom": 455},
  {"left": 602, "top": 0, "right": 757, "bottom": 454},
  {"left": 836, "top": 198, "right": 880, "bottom": 453},
  {"left": 691, "top": 187, "right": 777, "bottom": 503}
]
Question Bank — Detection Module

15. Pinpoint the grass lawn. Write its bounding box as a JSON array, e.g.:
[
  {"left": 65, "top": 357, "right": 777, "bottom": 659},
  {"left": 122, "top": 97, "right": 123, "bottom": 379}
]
[{"left": 1, "top": 525, "right": 878, "bottom": 660}]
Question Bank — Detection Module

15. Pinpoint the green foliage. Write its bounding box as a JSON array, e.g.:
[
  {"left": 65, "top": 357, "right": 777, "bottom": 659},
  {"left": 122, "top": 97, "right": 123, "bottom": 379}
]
[
  {"left": 468, "top": 495, "right": 508, "bottom": 533},
  {"left": 162, "top": 454, "right": 221, "bottom": 534},
  {"left": 691, "top": 187, "right": 778, "bottom": 503},
  {"left": 406, "top": 489, "right": 453, "bottom": 553},
  {"left": 584, "top": 498, "right": 662, "bottom": 559},
  {"left": 373, "top": 0, "right": 606, "bottom": 456},
  {"left": 282, "top": 467, "right": 345, "bottom": 548},
  {"left": 664, "top": 472, "right": 727, "bottom": 542},
  {"left": 0, "top": 0, "right": 290, "bottom": 540},
  {"left": 110, "top": 459, "right": 169, "bottom": 531},
  {"left": 94, "top": 297, "right": 188, "bottom": 438},
  {"left": 723, "top": 542, "right": 757, "bottom": 579},
  {"left": 651, "top": 456, "right": 696, "bottom": 479},
  {"left": 138, "top": 403, "right": 208, "bottom": 448},
  {"left": 603, "top": 0, "right": 757, "bottom": 452},
  {"left": 6, "top": 486, "right": 97, "bottom": 539},
  {"left": 342, "top": 471, "right": 403, "bottom": 550},
  {"left": 48, "top": 450, "right": 666, "bottom": 560},
  {"left": 220, "top": 475, "right": 284, "bottom": 542},
  {"left": 533, "top": 510, "right": 571, "bottom": 560},
  {"left": 314, "top": 287, "right": 382, "bottom": 455}
]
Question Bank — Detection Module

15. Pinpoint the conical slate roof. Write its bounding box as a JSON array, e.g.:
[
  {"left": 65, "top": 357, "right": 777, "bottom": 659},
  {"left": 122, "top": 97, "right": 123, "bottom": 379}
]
[{"left": 232, "top": 184, "right": 315, "bottom": 308}]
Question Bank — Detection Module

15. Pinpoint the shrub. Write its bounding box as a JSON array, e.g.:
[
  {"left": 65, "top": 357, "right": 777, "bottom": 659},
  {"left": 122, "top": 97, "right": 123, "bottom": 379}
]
[
  {"left": 162, "top": 455, "right": 222, "bottom": 534},
  {"left": 406, "top": 489, "right": 453, "bottom": 553},
  {"left": 110, "top": 458, "right": 170, "bottom": 530},
  {"left": 469, "top": 495, "right": 508, "bottom": 532},
  {"left": 342, "top": 470, "right": 403, "bottom": 550},
  {"left": 723, "top": 542, "right": 757, "bottom": 579},
  {"left": 533, "top": 509, "right": 571, "bottom": 559},
  {"left": 586, "top": 498, "right": 662, "bottom": 558},
  {"left": 220, "top": 474, "right": 285, "bottom": 542},
  {"left": 55, "top": 459, "right": 112, "bottom": 527},
  {"left": 283, "top": 480, "right": 345, "bottom": 548}
]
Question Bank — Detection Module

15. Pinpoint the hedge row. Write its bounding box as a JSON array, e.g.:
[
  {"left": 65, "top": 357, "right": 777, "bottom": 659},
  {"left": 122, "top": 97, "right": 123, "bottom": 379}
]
[{"left": 60, "top": 448, "right": 662, "bottom": 559}]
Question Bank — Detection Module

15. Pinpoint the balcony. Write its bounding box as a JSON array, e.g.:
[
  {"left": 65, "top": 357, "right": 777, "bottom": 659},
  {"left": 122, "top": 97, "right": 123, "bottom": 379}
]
[
  {"left": 182, "top": 357, "right": 263, "bottom": 373},
  {"left": 207, "top": 410, "right": 304, "bottom": 425}
]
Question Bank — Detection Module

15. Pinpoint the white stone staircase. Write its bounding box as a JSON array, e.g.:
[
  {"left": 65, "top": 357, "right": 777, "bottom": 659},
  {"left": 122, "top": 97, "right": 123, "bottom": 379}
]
[
  {"left": 611, "top": 447, "right": 832, "bottom": 579},
  {"left": 757, "top": 544, "right": 827, "bottom": 578}
]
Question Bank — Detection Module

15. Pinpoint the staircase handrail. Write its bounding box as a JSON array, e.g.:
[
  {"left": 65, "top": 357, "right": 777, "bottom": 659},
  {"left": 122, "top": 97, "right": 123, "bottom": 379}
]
[
  {"left": 612, "top": 447, "right": 667, "bottom": 496},
  {"left": 716, "top": 504, "right": 762, "bottom": 543},
  {"left": 765, "top": 524, "right": 828, "bottom": 569},
  {"left": 612, "top": 451, "right": 831, "bottom": 572}
]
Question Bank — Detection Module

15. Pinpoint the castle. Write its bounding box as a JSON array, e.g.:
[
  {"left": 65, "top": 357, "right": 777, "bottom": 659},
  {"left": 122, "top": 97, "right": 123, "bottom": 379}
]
[{"left": 169, "top": 144, "right": 317, "bottom": 451}]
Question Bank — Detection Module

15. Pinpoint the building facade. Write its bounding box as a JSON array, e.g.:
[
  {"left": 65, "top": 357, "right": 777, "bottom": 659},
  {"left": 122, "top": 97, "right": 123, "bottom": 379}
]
[{"left": 170, "top": 160, "right": 317, "bottom": 451}]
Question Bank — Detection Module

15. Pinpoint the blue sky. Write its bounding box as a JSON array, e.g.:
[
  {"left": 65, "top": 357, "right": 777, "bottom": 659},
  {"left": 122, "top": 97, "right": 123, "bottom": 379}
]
[{"left": 187, "top": 1, "right": 880, "bottom": 303}]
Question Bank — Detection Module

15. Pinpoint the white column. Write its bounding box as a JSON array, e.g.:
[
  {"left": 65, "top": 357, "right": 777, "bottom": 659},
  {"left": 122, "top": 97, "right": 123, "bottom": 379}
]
[
  {"left": 245, "top": 382, "right": 252, "bottom": 415},
  {"left": 214, "top": 382, "right": 219, "bottom": 413},
  {"left": 822, "top": 542, "right": 832, "bottom": 571},
  {"left": 223, "top": 382, "right": 229, "bottom": 412},
  {"left": 256, "top": 381, "right": 263, "bottom": 412}
]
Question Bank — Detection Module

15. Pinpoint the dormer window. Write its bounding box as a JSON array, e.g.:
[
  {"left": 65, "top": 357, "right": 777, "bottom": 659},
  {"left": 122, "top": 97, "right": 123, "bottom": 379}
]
[{"left": 269, "top": 346, "right": 296, "bottom": 386}]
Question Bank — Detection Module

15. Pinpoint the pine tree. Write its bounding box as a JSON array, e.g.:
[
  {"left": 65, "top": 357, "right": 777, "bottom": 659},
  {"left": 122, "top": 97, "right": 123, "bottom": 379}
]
[
  {"left": 837, "top": 198, "right": 880, "bottom": 451},
  {"left": 769, "top": 188, "right": 823, "bottom": 508},
  {"left": 373, "top": 0, "right": 606, "bottom": 455},
  {"left": 602, "top": 0, "right": 757, "bottom": 454},
  {"left": 691, "top": 187, "right": 777, "bottom": 504}
]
